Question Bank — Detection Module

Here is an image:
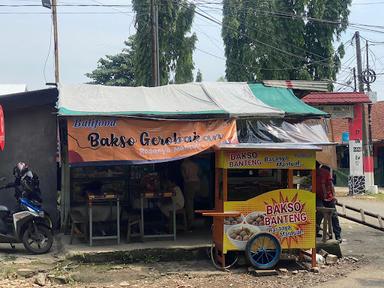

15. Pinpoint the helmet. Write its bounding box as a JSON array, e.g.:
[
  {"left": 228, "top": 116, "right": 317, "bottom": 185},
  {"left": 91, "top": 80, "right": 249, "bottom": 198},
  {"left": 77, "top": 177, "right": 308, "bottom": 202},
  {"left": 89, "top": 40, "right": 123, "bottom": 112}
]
[{"left": 13, "top": 162, "right": 29, "bottom": 178}]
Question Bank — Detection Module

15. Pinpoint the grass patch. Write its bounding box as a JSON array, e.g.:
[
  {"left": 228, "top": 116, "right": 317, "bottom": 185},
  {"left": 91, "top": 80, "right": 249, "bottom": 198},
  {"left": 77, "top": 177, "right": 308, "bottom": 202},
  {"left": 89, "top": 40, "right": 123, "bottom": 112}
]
[{"left": 364, "top": 193, "right": 384, "bottom": 201}]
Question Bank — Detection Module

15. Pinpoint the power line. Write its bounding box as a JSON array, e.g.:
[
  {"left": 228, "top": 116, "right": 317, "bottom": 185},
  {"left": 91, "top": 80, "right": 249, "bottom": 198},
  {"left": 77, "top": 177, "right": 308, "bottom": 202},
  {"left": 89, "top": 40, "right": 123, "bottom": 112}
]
[
  {"left": 192, "top": 4, "right": 352, "bottom": 71},
  {"left": 191, "top": 2, "right": 384, "bottom": 34},
  {"left": 0, "top": 11, "right": 135, "bottom": 14}
]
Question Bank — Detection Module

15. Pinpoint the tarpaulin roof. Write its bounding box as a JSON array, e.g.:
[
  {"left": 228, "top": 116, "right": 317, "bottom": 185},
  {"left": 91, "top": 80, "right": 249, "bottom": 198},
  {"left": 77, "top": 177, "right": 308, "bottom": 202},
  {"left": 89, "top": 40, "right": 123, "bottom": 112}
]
[
  {"left": 57, "top": 83, "right": 284, "bottom": 119},
  {"left": 249, "top": 83, "right": 328, "bottom": 117}
]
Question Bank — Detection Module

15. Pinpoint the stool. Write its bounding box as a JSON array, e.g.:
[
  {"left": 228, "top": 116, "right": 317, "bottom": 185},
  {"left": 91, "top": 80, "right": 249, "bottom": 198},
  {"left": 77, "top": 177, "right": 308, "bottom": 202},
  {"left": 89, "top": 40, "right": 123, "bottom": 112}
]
[
  {"left": 317, "top": 207, "right": 335, "bottom": 243},
  {"left": 127, "top": 214, "right": 143, "bottom": 242},
  {"left": 169, "top": 208, "right": 188, "bottom": 232},
  {"left": 70, "top": 210, "right": 88, "bottom": 244}
]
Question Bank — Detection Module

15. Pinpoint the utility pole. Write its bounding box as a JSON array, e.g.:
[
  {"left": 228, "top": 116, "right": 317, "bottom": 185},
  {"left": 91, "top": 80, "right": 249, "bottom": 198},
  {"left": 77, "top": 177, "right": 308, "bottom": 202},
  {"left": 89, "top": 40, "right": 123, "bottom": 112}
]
[
  {"left": 355, "top": 31, "right": 364, "bottom": 93},
  {"left": 353, "top": 68, "right": 357, "bottom": 92},
  {"left": 366, "top": 40, "right": 371, "bottom": 92},
  {"left": 52, "top": 0, "right": 60, "bottom": 84},
  {"left": 354, "top": 31, "right": 375, "bottom": 193},
  {"left": 150, "top": 0, "right": 160, "bottom": 87},
  {"left": 365, "top": 39, "right": 376, "bottom": 192}
]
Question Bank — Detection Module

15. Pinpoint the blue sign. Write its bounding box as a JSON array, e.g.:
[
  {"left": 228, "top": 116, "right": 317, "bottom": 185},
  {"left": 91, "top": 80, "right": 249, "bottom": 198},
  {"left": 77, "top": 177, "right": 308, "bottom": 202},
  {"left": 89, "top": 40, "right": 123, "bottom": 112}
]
[{"left": 342, "top": 132, "right": 349, "bottom": 143}]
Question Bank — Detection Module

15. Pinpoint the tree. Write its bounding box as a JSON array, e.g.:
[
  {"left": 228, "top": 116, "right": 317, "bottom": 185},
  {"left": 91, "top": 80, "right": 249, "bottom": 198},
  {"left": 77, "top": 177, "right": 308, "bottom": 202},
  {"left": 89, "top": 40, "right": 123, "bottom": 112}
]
[
  {"left": 305, "top": 0, "right": 351, "bottom": 80},
  {"left": 132, "top": 0, "right": 197, "bottom": 86},
  {"left": 87, "top": 1, "right": 197, "bottom": 86},
  {"left": 195, "top": 69, "right": 203, "bottom": 82},
  {"left": 222, "top": 0, "right": 351, "bottom": 82},
  {"left": 86, "top": 38, "right": 136, "bottom": 86}
]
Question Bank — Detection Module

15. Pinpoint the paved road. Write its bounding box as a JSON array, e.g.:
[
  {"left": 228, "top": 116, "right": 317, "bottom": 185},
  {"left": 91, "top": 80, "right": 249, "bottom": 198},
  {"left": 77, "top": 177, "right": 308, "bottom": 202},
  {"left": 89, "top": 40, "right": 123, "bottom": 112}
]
[{"left": 314, "top": 196, "right": 384, "bottom": 288}]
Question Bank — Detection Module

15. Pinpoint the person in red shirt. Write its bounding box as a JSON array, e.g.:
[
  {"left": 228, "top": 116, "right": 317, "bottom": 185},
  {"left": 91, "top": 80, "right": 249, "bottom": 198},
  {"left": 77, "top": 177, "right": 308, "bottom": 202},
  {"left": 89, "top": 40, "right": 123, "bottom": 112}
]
[{"left": 315, "top": 161, "right": 342, "bottom": 242}]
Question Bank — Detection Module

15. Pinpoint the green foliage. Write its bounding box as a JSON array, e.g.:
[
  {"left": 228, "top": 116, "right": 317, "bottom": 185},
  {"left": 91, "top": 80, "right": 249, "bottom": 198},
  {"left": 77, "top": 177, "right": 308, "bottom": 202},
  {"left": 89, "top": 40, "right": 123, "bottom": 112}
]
[
  {"left": 132, "top": 0, "right": 197, "bottom": 86},
  {"left": 222, "top": 0, "right": 351, "bottom": 82},
  {"left": 87, "top": 0, "right": 197, "bottom": 86},
  {"left": 195, "top": 69, "right": 203, "bottom": 82},
  {"left": 305, "top": 0, "right": 351, "bottom": 80},
  {"left": 86, "top": 37, "right": 136, "bottom": 86}
]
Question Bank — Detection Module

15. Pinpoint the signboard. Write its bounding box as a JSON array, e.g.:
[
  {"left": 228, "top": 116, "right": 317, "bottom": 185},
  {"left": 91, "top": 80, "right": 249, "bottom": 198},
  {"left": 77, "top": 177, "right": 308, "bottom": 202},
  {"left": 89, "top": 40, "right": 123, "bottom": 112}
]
[
  {"left": 42, "top": 0, "right": 51, "bottom": 9},
  {"left": 349, "top": 139, "right": 363, "bottom": 176},
  {"left": 342, "top": 131, "right": 349, "bottom": 143},
  {"left": 0, "top": 105, "right": 4, "bottom": 151},
  {"left": 223, "top": 189, "right": 316, "bottom": 253},
  {"left": 217, "top": 150, "right": 316, "bottom": 170},
  {"left": 316, "top": 105, "right": 354, "bottom": 119},
  {"left": 67, "top": 118, "right": 238, "bottom": 164}
]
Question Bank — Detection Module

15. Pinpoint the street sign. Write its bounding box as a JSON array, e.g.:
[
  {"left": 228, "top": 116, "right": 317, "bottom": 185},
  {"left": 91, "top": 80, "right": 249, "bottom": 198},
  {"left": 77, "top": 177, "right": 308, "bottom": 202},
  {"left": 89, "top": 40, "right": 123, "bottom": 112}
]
[
  {"left": 42, "top": 0, "right": 51, "bottom": 9},
  {"left": 342, "top": 132, "right": 349, "bottom": 143},
  {"left": 349, "top": 139, "right": 363, "bottom": 176},
  {"left": 0, "top": 105, "right": 5, "bottom": 151}
]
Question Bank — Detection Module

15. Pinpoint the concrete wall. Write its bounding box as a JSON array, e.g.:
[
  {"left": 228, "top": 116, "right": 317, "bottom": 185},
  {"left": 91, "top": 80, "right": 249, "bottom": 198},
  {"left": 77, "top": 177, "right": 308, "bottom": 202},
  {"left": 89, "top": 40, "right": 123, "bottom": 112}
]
[{"left": 0, "top": 105, "right": 58, "bottom": 225}]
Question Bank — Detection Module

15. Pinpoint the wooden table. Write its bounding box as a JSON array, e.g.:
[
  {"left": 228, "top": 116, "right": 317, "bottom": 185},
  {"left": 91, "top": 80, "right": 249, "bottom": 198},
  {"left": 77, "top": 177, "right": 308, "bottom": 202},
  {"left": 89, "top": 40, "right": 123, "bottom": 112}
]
[
  {"left": 140, "top": 191, "right": 176, "bottom": 241},
  {"left": 88, "top": 193, "right": 120, "bottom": 246}
]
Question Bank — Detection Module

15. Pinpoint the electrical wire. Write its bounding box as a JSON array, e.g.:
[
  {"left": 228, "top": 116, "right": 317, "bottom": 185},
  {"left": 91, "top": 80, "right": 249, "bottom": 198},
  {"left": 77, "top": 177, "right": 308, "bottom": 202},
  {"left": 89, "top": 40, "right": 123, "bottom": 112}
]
[
  {"left": 191, "top": 3, "right": 353, "bottom": 71},
  {"left": 43, "top": 12, "right": 53, "bottom": 84}
]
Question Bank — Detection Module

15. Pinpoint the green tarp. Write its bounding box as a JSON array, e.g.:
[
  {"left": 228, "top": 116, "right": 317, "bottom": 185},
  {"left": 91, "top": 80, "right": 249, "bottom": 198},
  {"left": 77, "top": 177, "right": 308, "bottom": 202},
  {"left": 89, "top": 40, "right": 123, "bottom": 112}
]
[{"left": 248, "top": 83, "right": 328, "bottom": 117}]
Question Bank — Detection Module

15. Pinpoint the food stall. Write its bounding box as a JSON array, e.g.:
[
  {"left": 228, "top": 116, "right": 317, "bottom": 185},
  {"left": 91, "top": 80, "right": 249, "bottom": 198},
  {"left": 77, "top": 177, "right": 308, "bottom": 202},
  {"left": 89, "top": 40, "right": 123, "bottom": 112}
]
[{"left": 198, "top": 143, "right": 319, "bottom": 269}]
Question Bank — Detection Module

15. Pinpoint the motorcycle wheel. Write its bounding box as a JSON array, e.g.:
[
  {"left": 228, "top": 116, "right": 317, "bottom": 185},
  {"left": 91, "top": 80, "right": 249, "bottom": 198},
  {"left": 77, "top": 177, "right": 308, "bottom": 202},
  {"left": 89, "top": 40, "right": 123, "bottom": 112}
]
[{"left": 22, "top": 224, "right": 53, "bottom": 254}]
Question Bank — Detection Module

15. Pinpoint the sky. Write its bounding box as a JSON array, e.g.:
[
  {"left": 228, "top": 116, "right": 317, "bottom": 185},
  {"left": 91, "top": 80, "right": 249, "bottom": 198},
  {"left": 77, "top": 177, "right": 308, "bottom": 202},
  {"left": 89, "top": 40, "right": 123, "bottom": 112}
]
[{"left": 0, "top": 0, "right": 384, "bottom": 100}]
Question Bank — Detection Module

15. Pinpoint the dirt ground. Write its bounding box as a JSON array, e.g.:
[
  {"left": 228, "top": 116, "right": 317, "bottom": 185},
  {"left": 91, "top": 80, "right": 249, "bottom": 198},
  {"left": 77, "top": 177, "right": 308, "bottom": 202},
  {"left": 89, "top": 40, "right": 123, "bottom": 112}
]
[
  {"left": 0, "top": 254, "right": 366, "bottom": 288},
  {"left": 0, "top": 194, "right": 383, "bottom": 288}
]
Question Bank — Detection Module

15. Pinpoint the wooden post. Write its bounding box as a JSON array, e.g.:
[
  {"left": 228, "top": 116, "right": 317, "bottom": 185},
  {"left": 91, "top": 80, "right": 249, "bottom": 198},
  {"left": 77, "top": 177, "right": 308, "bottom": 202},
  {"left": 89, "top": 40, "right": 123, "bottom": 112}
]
[
  {"left": 215, "top": 168, "right": 220, "bottom": 209},
  {"left": 288, "top": 169, "right": 293, "bottom": 188},
  {"left": 311, "top": 248, "right": 317, "bottom": 268},
  {"left": 311, "top": 169, "right": 316, "bottom": 194},
  {"left": 223, "top": 169, "right": 228, "bottom": 202},
  {"left": 311, "top": 169, "right": 317, "bottom": 267}
]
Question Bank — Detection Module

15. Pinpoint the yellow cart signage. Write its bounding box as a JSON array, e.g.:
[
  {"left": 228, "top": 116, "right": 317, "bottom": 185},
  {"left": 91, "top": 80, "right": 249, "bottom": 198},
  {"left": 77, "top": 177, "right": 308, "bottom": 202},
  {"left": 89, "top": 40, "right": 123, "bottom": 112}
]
[
  {"left": 217, "top": 150, "right": 316, "bottom": 170},
  {"left": 223, "top": 189, "right": 316, "bottom": 253}
]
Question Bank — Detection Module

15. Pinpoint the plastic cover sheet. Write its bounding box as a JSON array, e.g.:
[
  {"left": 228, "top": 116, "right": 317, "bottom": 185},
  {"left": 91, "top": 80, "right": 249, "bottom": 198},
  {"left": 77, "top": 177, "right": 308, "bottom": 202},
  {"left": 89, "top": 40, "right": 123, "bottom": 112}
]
[{"left": 237, "top": 119, "right": 331, "bottom": 144}]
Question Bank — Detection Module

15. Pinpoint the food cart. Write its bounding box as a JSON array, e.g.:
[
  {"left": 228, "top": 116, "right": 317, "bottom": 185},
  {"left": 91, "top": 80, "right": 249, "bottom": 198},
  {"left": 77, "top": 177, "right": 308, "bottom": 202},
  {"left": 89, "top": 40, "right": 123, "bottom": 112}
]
[{"left": 198, "top": 143, "right": 319, "bottom": 270}]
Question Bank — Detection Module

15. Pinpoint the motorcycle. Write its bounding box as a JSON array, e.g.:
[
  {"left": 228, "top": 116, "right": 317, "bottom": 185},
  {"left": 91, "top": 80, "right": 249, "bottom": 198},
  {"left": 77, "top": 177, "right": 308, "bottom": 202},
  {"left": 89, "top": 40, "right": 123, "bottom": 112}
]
[{"left": 0, "top": 179, "right": 53, "bottom": 254}]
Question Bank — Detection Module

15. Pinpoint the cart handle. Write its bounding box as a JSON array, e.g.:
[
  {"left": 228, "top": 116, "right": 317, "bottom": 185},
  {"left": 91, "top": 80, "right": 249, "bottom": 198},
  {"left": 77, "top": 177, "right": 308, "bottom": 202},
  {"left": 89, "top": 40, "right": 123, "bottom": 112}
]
[{"left": 195, "top": 210, "right": 241, "bottom": 217}]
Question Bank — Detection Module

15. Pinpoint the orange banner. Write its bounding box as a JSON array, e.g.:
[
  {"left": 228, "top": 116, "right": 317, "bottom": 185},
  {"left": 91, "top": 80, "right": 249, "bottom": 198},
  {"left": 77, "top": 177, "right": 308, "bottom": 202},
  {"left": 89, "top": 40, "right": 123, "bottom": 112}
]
[{"left": 67, "top": 118, "right": 237, "bottom": 164}]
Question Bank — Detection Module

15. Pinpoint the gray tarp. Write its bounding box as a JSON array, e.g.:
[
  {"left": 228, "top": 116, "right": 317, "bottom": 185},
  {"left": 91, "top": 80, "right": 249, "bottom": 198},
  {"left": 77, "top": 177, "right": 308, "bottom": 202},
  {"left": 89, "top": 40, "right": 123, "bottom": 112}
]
[{"left": 57, "top": 83, "right": 284, "bottom": 118}]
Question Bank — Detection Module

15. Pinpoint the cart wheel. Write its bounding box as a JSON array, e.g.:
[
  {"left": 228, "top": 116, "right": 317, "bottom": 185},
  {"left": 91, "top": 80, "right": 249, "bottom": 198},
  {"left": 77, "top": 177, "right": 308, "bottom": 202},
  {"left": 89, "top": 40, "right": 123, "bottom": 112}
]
[
  {"left": 210, "top": 244, "right": 238, "bottom": 271},
  {"left": 245, "top": 233, "right": 281, "bottom": 269}
]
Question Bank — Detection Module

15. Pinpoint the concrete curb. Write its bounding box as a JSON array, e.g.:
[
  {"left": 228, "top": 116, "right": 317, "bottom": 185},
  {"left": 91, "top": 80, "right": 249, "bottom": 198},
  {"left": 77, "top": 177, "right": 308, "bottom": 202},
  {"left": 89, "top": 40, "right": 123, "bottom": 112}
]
[{"left": 67, "top": 246, "right": 210, "bottom": 264}]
